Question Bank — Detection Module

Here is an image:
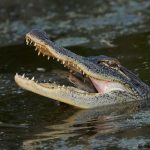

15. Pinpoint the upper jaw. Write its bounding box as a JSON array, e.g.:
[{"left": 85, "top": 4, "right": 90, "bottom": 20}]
[
  {"left": 25, "top": 29, "right": 140, "bottom": 96},
  {"left": 25, "top": 29, "right": 123, "bottom": 82},
  {"left": 26, "top": 30, "right": 86, "bottom": 76},
  {"left": 26, "top": 30, "right": 119, "bottom": 79}
]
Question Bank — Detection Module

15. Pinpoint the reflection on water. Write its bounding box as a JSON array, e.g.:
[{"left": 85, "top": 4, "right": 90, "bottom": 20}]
[{"left": 22, "top": 104, "right": 150, "bottom": 150}]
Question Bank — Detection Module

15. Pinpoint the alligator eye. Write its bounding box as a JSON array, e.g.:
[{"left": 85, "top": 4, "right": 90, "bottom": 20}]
[
  {"left": 108, "top": 62, "right": 119, "bottom": 68},
  {"left": 98, "top": 60, "right": 121, "bottom": 70}
]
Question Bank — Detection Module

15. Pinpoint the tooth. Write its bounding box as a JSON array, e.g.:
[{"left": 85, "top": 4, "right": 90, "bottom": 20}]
[
  {"left": 22, "top": 74, "right": 25, "bottom": 78},
  {"left": 62, "top": 85, "right": 65, "bottom": 87},
  {"left": 31, "top": 77, "right": 34, "bottom": 81},
  {"left": 63, "top": 61, "right": 65, "bottom": 64},
  {"left": 53, "top": 57, "right": 55, "bottom": 60},
  {"left": 48, "top": 56, "right": 50, "bottom": 60},
  {"left": 43, "top": 54, "right": 45, "bottom": 57},
  {"left": 34, "top": 43, "right": 36, "bottom": 46},
  {"left": 38, "top": 51, "right": 40, "bottom": 56},
  {"left": 57, "top": 59, "right": 59, "bottom": 62},
  {"left": 35, "top": 47, "right": 38, "bottom": 51},
  {"left": 26, "top": 40, "right": 29, "bottom": 45}
]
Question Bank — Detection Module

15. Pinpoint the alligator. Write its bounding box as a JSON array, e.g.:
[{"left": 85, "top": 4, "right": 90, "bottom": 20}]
[{"left": 15, "top": 29, "right": 150, "bottom": 109}]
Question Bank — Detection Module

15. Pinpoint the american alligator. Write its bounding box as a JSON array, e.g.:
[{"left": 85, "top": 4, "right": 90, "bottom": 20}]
[{"left": 15, "top": 29, "right": 150, "bottom": 109}]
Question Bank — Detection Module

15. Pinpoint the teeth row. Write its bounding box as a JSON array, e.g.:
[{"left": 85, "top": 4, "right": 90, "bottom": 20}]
[
  {"left": 26, "top": 38, "right": 32, "bottom": 45},
  {"left": 25, "top": 38, "right": 89, "bottom": 77},
  {"left": 16, "top": 73, "right": 37, "bottom": 81},
  {"left": 16, "top": 73, "right": 70, "bottom": 89}
]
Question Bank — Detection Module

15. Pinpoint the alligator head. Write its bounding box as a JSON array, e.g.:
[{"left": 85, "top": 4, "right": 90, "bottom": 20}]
[{"left": 15, "top": 29, "right": 150, "bottom": 109}]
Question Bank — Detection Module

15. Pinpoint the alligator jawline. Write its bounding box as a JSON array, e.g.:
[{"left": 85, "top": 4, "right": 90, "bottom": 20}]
[{"left": 14, "top": 36, "right": 129, "bottom": 95}]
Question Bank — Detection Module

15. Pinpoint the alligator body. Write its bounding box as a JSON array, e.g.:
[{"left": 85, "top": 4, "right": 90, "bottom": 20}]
[{"left": 15, "top": 29, "right": 150, "bottom": 109}]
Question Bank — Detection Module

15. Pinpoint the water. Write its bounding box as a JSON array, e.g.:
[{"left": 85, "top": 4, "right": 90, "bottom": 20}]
[
  {"left": 0, "top": 0, "right": 150, "bottom": 150},
  {"left": 0, "top": 0, "right": 150, "bottom": 48}
]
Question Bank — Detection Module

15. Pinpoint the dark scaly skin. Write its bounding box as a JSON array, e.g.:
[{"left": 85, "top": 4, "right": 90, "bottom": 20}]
[{"left": 14, "top": 29, "right": 150, "bottom": 109}]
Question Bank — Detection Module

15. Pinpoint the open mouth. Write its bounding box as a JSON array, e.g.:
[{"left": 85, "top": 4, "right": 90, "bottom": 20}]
[{"left": 15, "top": 30, "right": 130, "bottom": 96}]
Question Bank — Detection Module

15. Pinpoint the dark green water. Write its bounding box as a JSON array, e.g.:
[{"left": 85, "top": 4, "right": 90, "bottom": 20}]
[
  {"left": 0, "top": 0, "right": 150, "bottom": 149},
  {"left": 0, "top": 32, "right": 150, "bottom": 150}
]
